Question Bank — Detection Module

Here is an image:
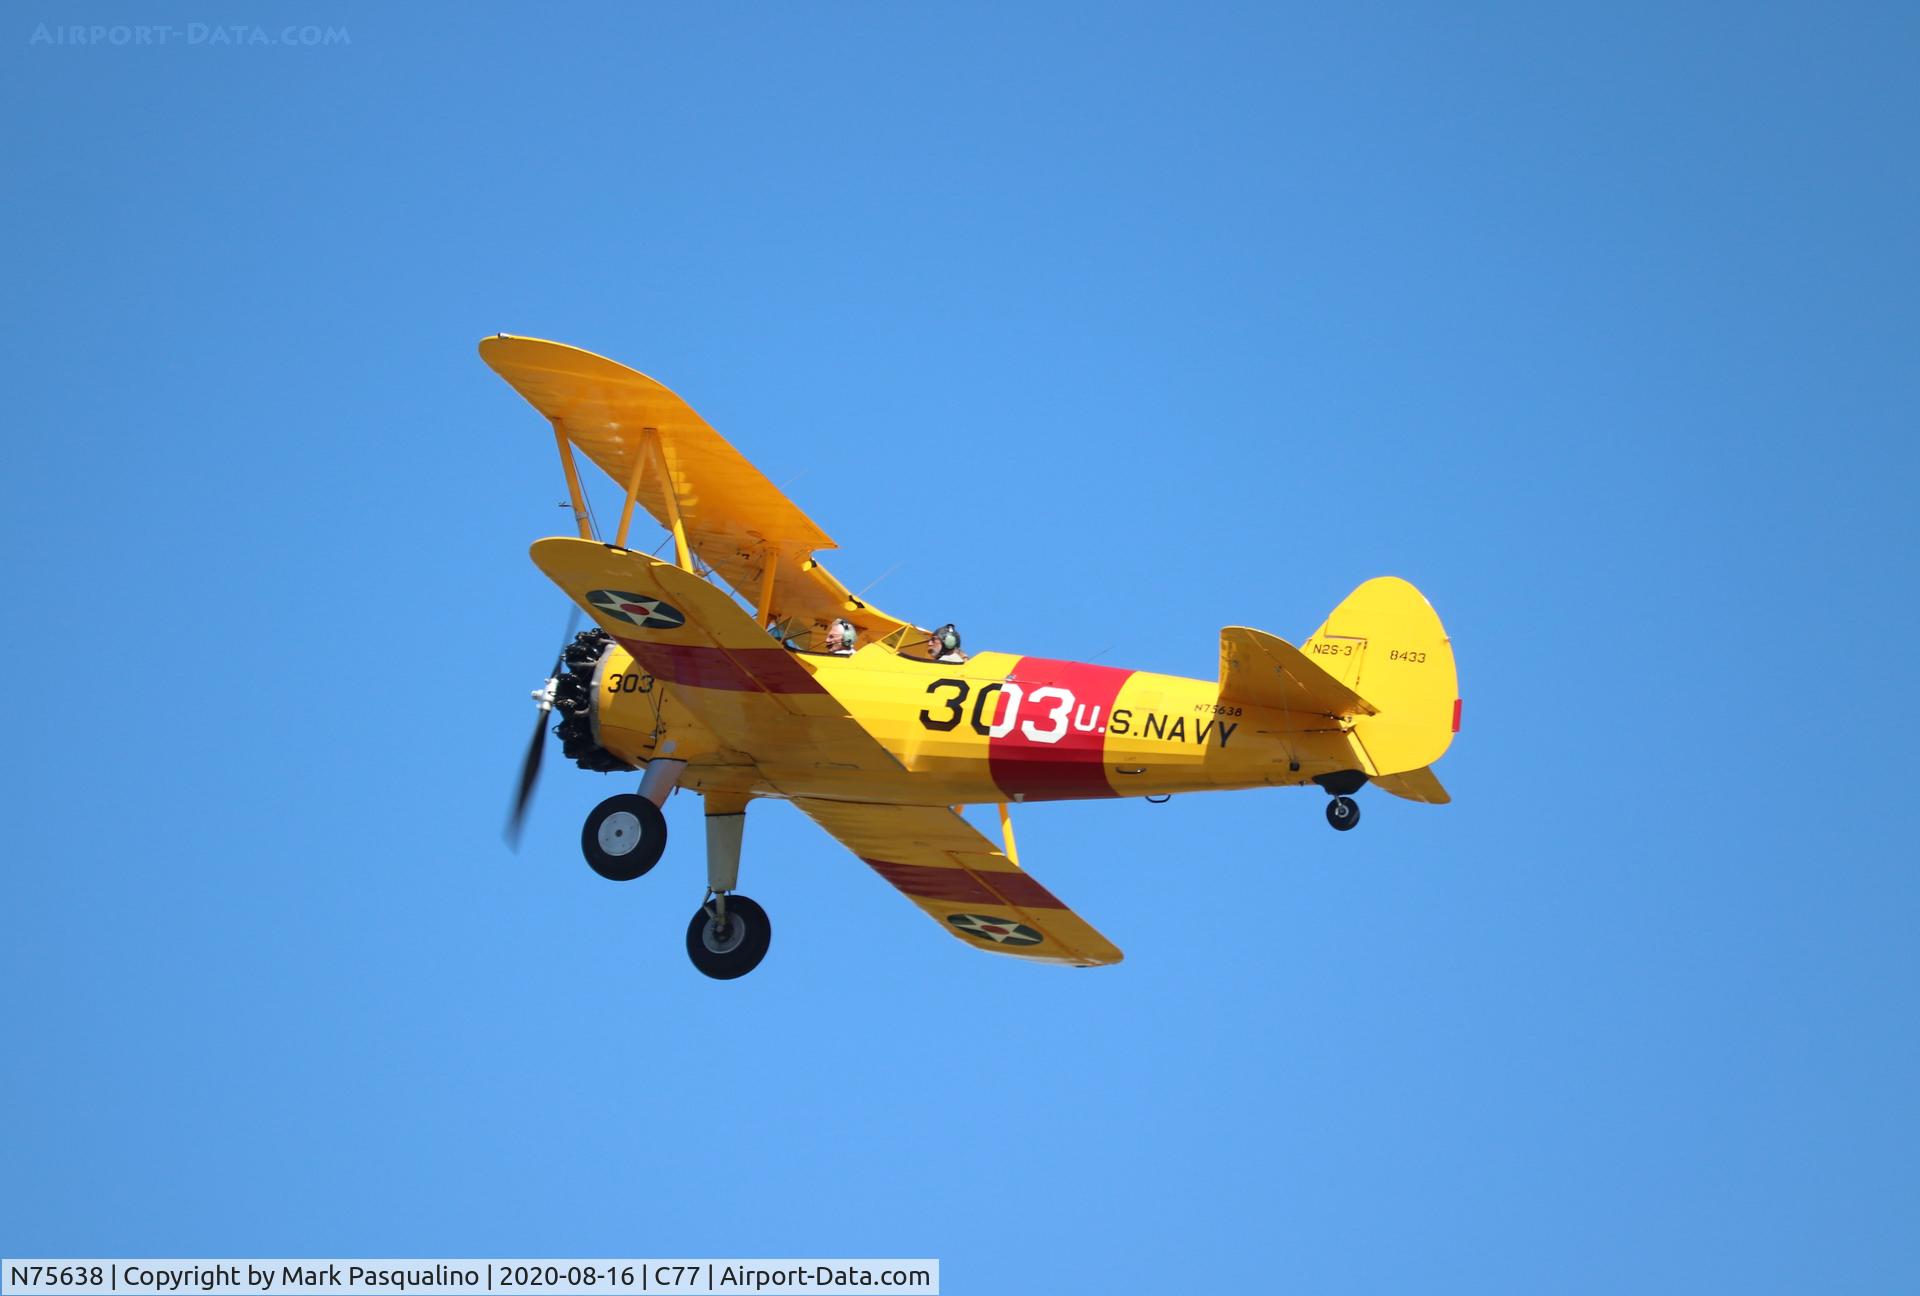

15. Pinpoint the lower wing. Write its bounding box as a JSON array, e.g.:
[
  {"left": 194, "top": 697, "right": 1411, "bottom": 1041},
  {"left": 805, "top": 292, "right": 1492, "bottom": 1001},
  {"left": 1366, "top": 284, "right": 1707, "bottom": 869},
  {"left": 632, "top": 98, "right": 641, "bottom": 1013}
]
[{"left": 793, "top": 798, "right": 1123, "bottom": 967}]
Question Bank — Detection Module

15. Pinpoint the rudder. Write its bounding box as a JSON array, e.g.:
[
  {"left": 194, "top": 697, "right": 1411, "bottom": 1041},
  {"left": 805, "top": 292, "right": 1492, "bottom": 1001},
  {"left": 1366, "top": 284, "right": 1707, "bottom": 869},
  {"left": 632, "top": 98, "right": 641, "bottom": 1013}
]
[{"left": 1303, "top": 577, "right": 1459, "bottom": 777}]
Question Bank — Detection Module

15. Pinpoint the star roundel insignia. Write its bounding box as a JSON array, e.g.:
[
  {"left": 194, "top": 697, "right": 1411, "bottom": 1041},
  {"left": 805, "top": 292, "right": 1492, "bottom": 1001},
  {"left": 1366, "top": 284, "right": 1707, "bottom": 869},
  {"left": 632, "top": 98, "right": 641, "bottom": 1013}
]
[
  {"left": 946, "top": 913, "right": 1044, "bottom": 946},
  {"left": 585, "top": 589, "right": 687, "bottom": 630}
]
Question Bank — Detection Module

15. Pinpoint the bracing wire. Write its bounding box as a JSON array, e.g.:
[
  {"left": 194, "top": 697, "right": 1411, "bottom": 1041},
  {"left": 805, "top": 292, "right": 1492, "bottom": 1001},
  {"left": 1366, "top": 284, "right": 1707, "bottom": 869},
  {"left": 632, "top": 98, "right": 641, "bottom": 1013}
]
[
  {"left": 855, "top": 561, "right": 904, "bottom": 599},
  {"left": 581, "top": 489, "right": 603, "bottom": 542}
]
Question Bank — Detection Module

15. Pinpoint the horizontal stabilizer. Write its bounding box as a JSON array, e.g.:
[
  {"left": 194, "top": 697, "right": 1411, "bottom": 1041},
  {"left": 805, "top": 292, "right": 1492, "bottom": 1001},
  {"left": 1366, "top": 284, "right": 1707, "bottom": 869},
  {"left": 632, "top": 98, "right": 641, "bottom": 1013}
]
[
  {"left": 1373, "top": 766, "right": 1451, "bottom": 805},
  {"left": 1219, "top": 627, "right": 1377, "bottom": 718}
]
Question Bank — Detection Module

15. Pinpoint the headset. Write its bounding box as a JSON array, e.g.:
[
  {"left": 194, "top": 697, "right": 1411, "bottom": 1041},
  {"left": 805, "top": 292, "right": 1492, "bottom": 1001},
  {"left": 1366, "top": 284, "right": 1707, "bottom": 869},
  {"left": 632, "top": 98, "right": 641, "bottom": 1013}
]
[{"left": 932, "top": 623, "right": 961, "bottom": 656}]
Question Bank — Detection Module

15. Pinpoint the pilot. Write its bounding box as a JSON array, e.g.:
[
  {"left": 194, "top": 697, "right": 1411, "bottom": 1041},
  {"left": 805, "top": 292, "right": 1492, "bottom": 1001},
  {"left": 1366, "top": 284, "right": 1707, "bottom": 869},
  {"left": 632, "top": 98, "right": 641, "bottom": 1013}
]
[
  {"left": 927, "top": 623, "right": 967, "bottom": 663},
  {"left": 825, "top": 618, "right": 857, "bottom": 655}
]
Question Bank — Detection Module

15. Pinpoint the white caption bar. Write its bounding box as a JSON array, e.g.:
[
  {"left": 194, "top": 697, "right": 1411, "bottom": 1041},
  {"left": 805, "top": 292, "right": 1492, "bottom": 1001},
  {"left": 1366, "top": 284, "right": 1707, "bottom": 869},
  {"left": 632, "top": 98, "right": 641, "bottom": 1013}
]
[{"left": 1, "top": 1261, "right": 938, "bottom": 1296}]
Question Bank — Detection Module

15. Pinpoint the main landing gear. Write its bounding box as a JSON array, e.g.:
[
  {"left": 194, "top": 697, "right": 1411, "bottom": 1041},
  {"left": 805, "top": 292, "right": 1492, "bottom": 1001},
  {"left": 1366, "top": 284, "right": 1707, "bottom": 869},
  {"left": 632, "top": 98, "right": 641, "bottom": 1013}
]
[{"left": 578, "top": 762, "right": 771, "bottom": 980}]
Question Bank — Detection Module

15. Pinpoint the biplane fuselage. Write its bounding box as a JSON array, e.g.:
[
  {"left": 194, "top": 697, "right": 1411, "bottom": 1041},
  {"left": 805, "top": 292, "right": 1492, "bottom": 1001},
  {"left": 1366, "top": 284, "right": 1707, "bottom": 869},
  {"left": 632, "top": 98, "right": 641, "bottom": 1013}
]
[{"left": 588, "top": 640, "right": 1379, "bottom": 807}]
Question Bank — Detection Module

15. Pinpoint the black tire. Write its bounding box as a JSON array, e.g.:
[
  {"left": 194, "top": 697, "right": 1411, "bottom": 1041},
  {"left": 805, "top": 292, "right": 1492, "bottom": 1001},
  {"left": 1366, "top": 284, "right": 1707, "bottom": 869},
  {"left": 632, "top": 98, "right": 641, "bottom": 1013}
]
[
  {"left": 581, "top": 794, "right": 667, "bottom": 881},
  {"left": 1326, "top": 795, "right": 1360, "bottom": 832},
  {"left": 685, "top": 894, "right": 772, "bottom": 980}
]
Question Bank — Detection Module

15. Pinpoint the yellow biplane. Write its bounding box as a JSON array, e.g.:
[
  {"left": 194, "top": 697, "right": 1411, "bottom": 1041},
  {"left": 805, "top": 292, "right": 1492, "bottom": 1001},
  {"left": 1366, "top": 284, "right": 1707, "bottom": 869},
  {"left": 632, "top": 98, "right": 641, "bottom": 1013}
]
[{"left": 488, "top": 336, "right": 1461, "bottom": 979}]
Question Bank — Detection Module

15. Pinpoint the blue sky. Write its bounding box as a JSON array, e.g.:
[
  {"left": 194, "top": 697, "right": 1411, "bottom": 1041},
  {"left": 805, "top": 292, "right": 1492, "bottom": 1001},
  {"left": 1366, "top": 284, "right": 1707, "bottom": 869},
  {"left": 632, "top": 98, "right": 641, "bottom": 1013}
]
[{"left": 3, "top": 3, "right": 1917, "bottom": 1291}]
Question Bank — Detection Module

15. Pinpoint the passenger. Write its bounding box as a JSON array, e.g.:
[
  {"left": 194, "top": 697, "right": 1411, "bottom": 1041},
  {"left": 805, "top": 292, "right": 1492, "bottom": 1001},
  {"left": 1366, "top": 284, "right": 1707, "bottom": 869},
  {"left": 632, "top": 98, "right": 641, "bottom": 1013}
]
[
  {"left": 825, "top": 618, "right": 857, "bottom": 656},
  {"left": 927, "top": 623, "right": 967, "bottom": 663}
]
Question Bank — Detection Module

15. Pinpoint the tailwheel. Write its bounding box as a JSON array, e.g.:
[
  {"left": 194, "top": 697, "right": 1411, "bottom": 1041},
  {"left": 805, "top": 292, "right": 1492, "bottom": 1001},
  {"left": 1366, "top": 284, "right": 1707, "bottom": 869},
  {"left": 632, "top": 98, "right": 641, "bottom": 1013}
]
[
  {"left": 686, "top": 893, "right": 772, "bottom": 980},
  {"left": 1326, "top": 795, "right": 1361, "bottom": 831},
  {"left": 582, "top": 793, "right": 668, "bottom": 880}
]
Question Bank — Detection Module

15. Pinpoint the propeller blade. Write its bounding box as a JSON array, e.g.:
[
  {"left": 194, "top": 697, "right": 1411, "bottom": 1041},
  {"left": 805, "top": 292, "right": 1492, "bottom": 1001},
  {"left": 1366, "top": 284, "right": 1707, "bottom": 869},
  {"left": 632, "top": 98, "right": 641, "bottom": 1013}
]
[
  {"left": 504, "top": 706, "right": 549, "bottom": 849},
  {"left": 503, "top": 607, "right": 584, "bottom": 850}
]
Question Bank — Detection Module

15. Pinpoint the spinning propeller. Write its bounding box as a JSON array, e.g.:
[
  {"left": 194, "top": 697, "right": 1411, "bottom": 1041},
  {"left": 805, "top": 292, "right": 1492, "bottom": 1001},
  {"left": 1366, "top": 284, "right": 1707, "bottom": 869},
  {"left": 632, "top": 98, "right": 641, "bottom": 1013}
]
[{"left": 504, "top": 608, "right": 581, "bottom": 849}]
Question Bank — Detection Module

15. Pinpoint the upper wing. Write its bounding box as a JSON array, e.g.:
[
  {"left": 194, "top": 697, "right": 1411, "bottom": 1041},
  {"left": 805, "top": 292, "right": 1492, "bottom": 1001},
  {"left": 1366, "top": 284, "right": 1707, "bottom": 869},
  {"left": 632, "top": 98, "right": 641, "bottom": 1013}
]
[
  {"left": 793, "top": 799, "right": 1124, "bottom": 967},
  {"left": 484, "top": 335, "right": 925, "bottom": 647},
  {"left": 530, "top": 536, "right": 908, "bottom": 793},
  {"left": 1219, "top": 626, "right": 1378, "bottom": 718}
]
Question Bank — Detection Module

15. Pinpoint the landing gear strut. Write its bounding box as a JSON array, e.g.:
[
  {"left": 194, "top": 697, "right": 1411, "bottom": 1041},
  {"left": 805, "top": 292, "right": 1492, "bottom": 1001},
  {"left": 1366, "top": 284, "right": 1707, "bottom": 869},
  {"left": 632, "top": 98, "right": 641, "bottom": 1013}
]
[{"left": 686, "top": 793, "right": 770, "bottom": 979}]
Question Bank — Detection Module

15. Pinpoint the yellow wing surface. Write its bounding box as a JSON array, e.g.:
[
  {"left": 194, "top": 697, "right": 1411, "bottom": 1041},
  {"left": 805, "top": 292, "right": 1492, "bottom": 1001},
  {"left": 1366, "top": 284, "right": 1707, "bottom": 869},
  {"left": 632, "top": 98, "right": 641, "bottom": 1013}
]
[
  {"left": 792, "top": 799, "right": 1124, "bottom": 967},
  {"left": 529, "top": 537, "right": 906, "bottom": 793},
  {"left": 484, "top": 335, "right": 925, "bottom": 647}
]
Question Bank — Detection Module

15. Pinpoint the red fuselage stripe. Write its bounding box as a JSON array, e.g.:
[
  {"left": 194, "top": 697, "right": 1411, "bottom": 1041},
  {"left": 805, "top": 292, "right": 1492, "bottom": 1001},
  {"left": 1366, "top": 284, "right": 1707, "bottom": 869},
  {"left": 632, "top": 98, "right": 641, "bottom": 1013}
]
[{"left": 987, "top": 657, "right": 1134, "bottom": 801}]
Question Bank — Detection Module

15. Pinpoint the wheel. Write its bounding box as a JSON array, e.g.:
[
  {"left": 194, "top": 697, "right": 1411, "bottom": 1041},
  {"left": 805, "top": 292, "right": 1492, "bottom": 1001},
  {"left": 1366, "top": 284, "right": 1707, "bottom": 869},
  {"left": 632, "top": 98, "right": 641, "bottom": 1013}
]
[
  {"left": 581, "top": 794, "right": 667, "bottom": 880},
  {"left": 685, "top": 894, "right": 772, "bottom": 980},
  {"left": 1326, "top": 795, "right": 1360, "bottom": 831}
]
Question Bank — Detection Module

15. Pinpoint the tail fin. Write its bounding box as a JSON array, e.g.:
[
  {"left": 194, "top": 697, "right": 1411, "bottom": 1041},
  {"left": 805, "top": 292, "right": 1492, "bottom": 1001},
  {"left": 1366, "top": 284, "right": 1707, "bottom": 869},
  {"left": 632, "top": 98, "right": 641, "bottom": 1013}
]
[{"left": 1304, "top": 577, "right": 1459, "bottom": 777}]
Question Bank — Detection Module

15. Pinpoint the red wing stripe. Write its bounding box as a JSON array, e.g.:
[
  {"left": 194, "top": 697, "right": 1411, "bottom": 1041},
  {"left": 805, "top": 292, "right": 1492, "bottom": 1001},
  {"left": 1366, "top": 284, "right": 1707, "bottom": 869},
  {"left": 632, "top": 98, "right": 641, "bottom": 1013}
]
[
  {"left": 621, "top": 639, "right": 758, "bottom": 691},
  {"left": 862, "top": 858, "right": 1068, "bottom": 910},
  {"left": 972, "top": 871, "right": 1067, "bottom": 910},
  {"left": 864, "top": 859, "right": 1000, "bottom": 906},
  {"left": 731, "top": 647, "right": 829, "bottom": 695},
  {"left": 617, "top": 640, "right": 827, "bottom": 695}
]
